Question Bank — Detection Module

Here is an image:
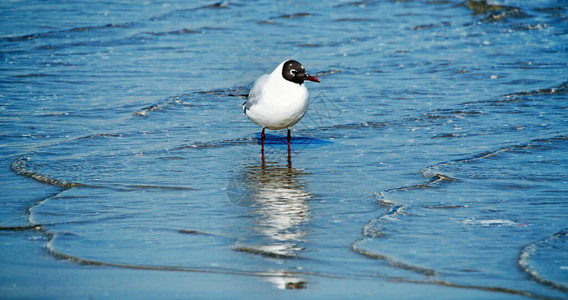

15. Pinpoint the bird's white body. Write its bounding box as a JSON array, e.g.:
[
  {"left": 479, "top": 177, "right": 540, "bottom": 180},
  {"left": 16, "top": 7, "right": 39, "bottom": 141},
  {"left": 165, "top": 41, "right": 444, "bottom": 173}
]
[{"left": 244, "top": 61, "right": 309, "bottom": 130}]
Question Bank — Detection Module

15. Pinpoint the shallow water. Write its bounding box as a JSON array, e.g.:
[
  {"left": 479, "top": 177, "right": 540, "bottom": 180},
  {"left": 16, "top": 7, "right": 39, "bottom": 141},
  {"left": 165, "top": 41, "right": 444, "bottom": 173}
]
[{"left": 1, "top": 0, "right": 567, "bottom": 298}]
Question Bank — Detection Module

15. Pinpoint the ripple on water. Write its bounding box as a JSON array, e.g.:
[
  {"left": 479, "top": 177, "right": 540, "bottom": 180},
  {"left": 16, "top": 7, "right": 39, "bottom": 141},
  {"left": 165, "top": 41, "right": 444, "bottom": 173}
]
[{"left": 2, "top": 0, "right": 568, "bottom": 297}]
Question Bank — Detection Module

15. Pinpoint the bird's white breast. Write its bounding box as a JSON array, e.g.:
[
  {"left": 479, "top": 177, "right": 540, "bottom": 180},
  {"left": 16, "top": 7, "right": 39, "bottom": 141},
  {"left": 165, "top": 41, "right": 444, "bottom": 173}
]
[{"left": 246, "top": 68, "right": 309, "bottom": 130}]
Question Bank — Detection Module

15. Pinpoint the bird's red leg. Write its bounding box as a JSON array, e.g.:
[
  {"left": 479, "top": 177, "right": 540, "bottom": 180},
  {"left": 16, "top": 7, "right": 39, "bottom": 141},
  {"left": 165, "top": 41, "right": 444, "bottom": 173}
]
[
  {"left": 287, "top": 129, "right": 291, "bottom": 157},
  {"left": 261, "top": 128, "right": 266, "bottom": 151}
]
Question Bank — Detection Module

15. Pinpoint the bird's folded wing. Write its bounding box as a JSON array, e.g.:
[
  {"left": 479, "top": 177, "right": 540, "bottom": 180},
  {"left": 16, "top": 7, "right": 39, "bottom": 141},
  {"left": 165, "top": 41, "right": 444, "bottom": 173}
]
[{"left": 244, "top": 74, "right": 270, "bottom": 110}]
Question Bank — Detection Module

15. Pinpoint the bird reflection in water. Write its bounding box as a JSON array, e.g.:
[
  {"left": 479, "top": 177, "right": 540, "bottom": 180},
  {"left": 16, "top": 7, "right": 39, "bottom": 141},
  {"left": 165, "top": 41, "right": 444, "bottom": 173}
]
[{"left": 228, "top": 157, "right": 312, "bottom": 289}]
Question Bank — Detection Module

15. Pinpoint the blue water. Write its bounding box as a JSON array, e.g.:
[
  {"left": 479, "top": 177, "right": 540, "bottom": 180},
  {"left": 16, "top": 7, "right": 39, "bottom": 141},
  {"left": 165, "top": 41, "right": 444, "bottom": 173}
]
[{"left": 1, "top": 0, "right": 567, "bottom": 298}]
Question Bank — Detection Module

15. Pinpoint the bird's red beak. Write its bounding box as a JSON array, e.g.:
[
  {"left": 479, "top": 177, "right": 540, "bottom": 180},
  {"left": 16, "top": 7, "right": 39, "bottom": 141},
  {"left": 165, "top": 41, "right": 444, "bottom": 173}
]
[{"left": 305, "top": 74, "right": 320, "bottom": 83}]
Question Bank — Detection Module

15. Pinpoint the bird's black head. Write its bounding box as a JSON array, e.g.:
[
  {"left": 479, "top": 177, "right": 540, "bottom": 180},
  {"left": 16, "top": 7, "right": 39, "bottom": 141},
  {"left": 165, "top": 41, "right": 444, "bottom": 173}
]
[{"left": 281, "top": 60, "right": 320, "bottom": 85}]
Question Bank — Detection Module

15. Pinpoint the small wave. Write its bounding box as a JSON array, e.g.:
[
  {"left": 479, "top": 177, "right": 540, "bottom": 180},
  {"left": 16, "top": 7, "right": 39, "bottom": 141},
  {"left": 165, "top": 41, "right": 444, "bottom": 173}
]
[
  {"left": 121, "top": 184, "right": 193, "bottom": 191},
  {"left": 10, "top": 157, "right": 82, "bottom": 189},
  {"left": 133, "top": 94, "right": 193, "bottom": 116},
  {"left": 512, "top": 23, "right": 550, "bottom": 31},
  {"left": 334, "top": 1, "right": 370, "bottom": 8},
  {"left": 519, "top": 229, "right": 568, "bottom": 294},
  {"left": 199, "top": 1, "right": 229, "bottom": 9},
  {"left": 195, "top": 86, "right": 250, "bottom": 97},
  {"left": 298, "top": 43, "right": 322, "bottom": 48},
  {"left": 410, "top": 21, "right": 452, "bottom": 31},
  {"left": 178, "top": 229, "right": 215, "bottom": 236},
  {"left": 373, "top": 192, "right": 397, "bottom": 207},
  {"left": 257, "top": 12, "right": 313, "bottom": 25},
  {"left": 149, "top": 1, "right": 229, "bottom": 21},
  {"left": 460, "top": 218, "right": 520, "bottom": 227},
  {"left": 334, "top": 18, "right": 373, "bottom": 22},
  {"left": 462, "top": 81, "right": 568, "bottom": 107},
  {"left": 176, "top": 137, "right": 256, "bottom": 150},
  {"left": 142, "top": 28, "right": 201, "bottom": 36},
  {"left": 234, "top": 246, "right": 303, "bottom": 259},
  {"left": 506, "top": 81, "right": 568, "bottom": 97},
  {"left": 77, "top": 133, "right": 122, "bottom": 140},
  {"left": 44, "top": 231, "right": 320, "bottom": 279},
  {"left": 274, "top": 13, "right": 313, "bottom": 19},
  {"left": 423, "top": 204, "right": 468, "bottom": 209},
  {"left": 13, "top": 73, "right": 54, "bottom": 78},
  {"left": 362, "top": 205, "right": 404, "bottom": 238},
  {"left": 323, "top": 121, "right": 391, "bottom": 130},
  {"left": 464, "top": 0, "right": 527, "bottom": 16},
  {"left": 11, "top": 156, "right": 192, "bottom": 191},
  {"left": 421, "top": 135, "right": 567, "bottom": 179},
  {"left": 313, "top": 69, "right": 342, "bottom": 77},
  {"left": 351, "top": 241, "right": 437, "bottom": 277},
  {"left": 0, "top": 225, "right": 42, "bottom": 231},
  {"left": 385, "top": 173, "right": 458, "bottom": 193},
  {"left": 0, "top": 23, "right": 134, "bottom": 43},
  {"left": 481, "top": 10, "right": 530, "bottom": 23},
  {"left": 256, "top": 20, "right": 278, "bottom": 25}
]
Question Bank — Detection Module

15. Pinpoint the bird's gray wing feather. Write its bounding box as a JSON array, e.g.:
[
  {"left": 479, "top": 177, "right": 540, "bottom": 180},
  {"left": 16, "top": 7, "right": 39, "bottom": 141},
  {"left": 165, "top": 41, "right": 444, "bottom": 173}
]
[{"left": 243, "top": 74, "right": 269, "bottom": 113}]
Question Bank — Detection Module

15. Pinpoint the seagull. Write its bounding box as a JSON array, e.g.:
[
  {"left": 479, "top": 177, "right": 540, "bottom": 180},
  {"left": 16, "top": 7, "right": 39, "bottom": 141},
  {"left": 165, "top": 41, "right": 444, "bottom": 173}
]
[{"left": 243, "top": 60, "right": 320, "bottom": 156}]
